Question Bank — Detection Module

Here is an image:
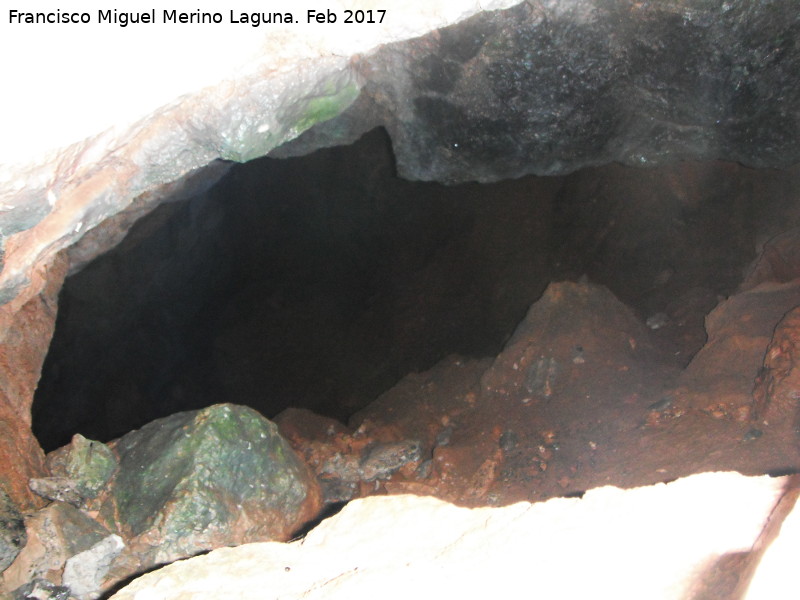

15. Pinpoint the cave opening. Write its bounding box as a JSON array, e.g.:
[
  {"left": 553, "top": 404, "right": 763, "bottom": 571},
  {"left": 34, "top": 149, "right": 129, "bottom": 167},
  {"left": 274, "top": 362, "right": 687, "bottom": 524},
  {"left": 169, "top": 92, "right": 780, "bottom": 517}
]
[
  {"left": 32, "top": 126, "right": 800, "bottom": 456},
  {"left": 3, "top": 3, "right": 800, "bottom": 596}
]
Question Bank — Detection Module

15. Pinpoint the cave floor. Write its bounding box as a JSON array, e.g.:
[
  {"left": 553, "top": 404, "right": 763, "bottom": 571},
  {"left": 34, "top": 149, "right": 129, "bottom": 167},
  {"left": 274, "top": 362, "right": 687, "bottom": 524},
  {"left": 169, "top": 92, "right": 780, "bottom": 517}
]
[{"left": 281, "top": 274, "right": 800, "bottom": 509}]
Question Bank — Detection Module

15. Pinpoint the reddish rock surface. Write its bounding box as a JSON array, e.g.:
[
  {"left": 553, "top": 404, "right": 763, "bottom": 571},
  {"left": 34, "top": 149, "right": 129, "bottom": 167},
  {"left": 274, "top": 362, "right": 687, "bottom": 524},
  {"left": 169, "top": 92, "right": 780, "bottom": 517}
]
[
  {"left": 0, "top": 256, "right": 67, "bottom": 510},
  {"left": 752, "top": 305, "right": 800, "bottom": 435},
  {"left": 742, "top": 228, "right": 800, "bottom": 291},
  {"left": 281, "top": 276, "right": 800, "bottom": 509}
]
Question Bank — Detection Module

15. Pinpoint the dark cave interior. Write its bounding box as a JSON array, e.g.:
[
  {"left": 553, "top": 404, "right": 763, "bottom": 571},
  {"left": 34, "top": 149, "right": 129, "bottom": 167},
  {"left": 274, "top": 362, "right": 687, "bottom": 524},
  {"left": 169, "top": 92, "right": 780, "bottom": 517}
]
[{"left": 32, "top": 127, "right": 800, "bottom": 452}]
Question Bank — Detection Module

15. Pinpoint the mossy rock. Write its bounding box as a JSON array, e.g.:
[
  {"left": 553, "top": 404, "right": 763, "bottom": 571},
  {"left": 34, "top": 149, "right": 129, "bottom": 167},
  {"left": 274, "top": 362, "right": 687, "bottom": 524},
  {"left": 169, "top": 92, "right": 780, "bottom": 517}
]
[{"left": 104, "top": 404, "right": 319, "bottom": 564}]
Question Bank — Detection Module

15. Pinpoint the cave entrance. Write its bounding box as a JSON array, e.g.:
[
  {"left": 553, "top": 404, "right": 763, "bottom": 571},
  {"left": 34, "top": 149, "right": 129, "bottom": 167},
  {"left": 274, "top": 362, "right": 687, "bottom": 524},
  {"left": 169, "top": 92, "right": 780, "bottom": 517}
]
[{"left": 32, "top": 127, "right": 800, "bottom": 457}]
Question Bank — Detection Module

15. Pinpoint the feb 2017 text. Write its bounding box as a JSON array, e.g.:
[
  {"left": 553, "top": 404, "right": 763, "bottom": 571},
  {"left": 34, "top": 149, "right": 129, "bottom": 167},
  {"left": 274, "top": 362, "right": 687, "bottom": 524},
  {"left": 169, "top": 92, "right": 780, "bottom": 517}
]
[{"left": 7, "top": 8, "right": 387, "bottom": 27}]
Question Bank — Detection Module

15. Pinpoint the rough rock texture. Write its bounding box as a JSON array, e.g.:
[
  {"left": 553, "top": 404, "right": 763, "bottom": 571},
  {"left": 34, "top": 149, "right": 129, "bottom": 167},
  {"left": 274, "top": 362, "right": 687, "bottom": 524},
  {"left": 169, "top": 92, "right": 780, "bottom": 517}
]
[
  {"left": 96, "top": 404, "right": 321, "bottom": 566},
  {"left": 0, "top": 1, "right": 514, "bottom": 509},
  {"left": 344, "top": 280, "right": 679, "bottom": 504},
  {"left": 480, "top": 281, "right": 666, "bottom": 400},
  {"left": 0, "top": 0, "right": 514, "bottom": 309},
  {"left": 741, "top": 228, "right": 800, "bottom": 291},
  {"left": 282, "top": 0, "right": 800, "bottom": 182},
  {"left": 327, "top": 275, "right": 800, "bottom": 507},
  {"left": 38, "top": 133, "right": 800, "bottom": 452},
  {"left": 9, "top": 579, "right": 72, "bottom": 600},
  {"left": 276, "top": 408, "right": 425, "bottom": 503},
  {"left": 0, "top": 490, "right": 25, "bottom": 573},
  {"left": 62, "top": 534, "right": 124, "bottom": 600},
  {"left": 28, "top": 435, "right": 118, "bottom": 508},
  {"left": 45, "top": 436, "right": 117, "bottom": 502},
  {"left": 109, "top": 472, "right": 791, "bottom": 600},
  {"left": 0, "top": 254, "right": 67, "bottom": 510},
  {"left": 1, "top": 0, "right": 800, "bottom": 518},
  {"left": 0, "top": 1, "right": 799, "bottom": 595},
  {"left": 2, "top": 405, "right": 323, "bottom": 598},
  {"left": 677, "top": 280, "right": 800, "bottom": 416},
  {"left": 0, "top": 502, "right": 113, "bottom": 594},
  {"left": 752, "top": 305, "right": 800, "bottom": 433}
]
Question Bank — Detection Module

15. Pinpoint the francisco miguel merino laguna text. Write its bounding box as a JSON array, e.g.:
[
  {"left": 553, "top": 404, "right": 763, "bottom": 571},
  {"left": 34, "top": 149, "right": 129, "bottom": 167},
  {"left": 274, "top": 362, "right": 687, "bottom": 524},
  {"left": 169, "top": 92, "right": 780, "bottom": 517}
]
[{"left": 8, "top": 8, "right": 387, "bottom": 27}]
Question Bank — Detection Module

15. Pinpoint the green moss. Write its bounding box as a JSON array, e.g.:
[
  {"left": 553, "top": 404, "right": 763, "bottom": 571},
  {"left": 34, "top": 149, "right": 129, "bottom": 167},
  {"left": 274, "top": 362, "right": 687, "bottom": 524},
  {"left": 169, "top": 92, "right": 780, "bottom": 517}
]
[
  {"left": 292, "top": 81, "right": 360, "bottom": 134},
  {"left": 218, "top": 129, "right": 280, "bottom": 163},
  {"left": 65, "top": 435, "right": 117, "bottom": 499},
  {"left": 109, "top": 404, "right": 308, "bottom": 539},
  {"left": 218, "top": 78, "right": 360, "bottom": 163}
]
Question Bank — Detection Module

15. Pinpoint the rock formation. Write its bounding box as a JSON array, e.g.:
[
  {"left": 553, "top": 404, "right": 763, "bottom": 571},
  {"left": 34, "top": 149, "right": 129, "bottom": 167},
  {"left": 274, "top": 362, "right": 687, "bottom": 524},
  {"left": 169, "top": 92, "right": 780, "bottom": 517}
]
[
  {"left": 2, "top": 405, "right": 321, "bottom": 598},
  {"left": 109, "top": 472, "right": 796, "bottom": 600},
  {"left": 1, "top": 0, "right": 799, "bottom": 597}
]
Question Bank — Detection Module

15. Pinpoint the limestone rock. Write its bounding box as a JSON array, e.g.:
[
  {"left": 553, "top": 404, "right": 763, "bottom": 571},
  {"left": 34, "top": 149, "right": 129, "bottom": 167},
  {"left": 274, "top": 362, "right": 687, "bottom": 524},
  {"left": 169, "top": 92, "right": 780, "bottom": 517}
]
[
  {"left": 109, "top": 472, "right": 789, "bottom": 600},
  {"left": 348, "top": 355, "right": 491, "bottom": 452},
  {"left": 275, "top": 408, "right": 351, "bottom": 445},
  {"left": 0, "top": 0, "right": 515, "bottom": 313},
  {"left": 30, "top": 436, "right": 117, "bottom": 508},
  {"left": 357, "top": 440, "right": 423, "bottom": 482},
  {"left": 0, "top": 489, "right": 25, "bottom": 572},
  {"left": 341, "top": 283, "right": 680, "bottom": 505},
  {"left": 2, "top": 0, "right": 800, "bottom": 518},
  {"left": 275, "top": 408, "right": 360, "bottom": 503},
  {"left": 99, "top": 404, "right": 321, "bottom": 565}
]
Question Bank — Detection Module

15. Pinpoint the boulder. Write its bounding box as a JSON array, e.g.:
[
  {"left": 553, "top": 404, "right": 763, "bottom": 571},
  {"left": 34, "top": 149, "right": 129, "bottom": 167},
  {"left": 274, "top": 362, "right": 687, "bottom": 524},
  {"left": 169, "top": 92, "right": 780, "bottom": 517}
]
[
  {"left": 109, "top": 472, "right": 791, "bottom": 600},
  {"left": 98, "top": 404, "right": 322, "bottom": 565}
]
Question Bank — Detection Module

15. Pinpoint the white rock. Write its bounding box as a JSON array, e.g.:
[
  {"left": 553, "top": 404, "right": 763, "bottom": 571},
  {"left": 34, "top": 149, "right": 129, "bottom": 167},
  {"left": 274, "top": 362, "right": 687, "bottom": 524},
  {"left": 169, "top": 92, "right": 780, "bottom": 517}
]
[
  {"left": 63, "top": 534, "right": 125, "bottom": 600},
  {"left": 111, "top": 472, "right": 788, "bottom": 600},
  {"left": 745, "top": 482, "right": 800, "bottom": 600}
]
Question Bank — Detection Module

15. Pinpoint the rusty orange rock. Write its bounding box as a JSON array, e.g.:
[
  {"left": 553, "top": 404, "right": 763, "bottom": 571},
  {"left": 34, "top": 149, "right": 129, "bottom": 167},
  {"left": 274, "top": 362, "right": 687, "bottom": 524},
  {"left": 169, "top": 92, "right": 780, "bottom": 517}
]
[
  {"left": 752, "top": 306, "right": 800, "bottom": 431},
  {"left": 0, "top": 256, "right": 67, "bottom": 510}
]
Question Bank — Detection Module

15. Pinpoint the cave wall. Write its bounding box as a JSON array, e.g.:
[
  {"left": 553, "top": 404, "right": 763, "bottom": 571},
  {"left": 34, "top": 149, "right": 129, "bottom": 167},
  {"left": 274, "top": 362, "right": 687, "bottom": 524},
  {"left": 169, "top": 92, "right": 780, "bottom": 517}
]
[
  {"left": 33, "top": 128, "right": 559, "bottom": 449},
  {"left": 276, "top": 0, "right": 800, "bottom": 180},
  {"left": 0, "top": 0, "right": 516, "bottom": 508},
  {"left": 0, "top": 0, "right": 799, "bottom": 508},
  {"left": 34, "top": 128, "right": 800, "bottom": 454}
]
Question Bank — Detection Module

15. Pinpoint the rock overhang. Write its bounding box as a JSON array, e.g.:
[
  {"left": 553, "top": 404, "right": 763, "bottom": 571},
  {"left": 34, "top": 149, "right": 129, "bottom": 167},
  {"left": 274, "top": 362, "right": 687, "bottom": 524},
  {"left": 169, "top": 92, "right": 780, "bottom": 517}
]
[
  {"left": 1, "top": 0, "right": 799, "bottom": 311},
  {"left": 0, "top": 0, "right": 799, "bottom": 509},
  {"left": 0, "top": 3, "right": 799, "bottom": 594}
]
